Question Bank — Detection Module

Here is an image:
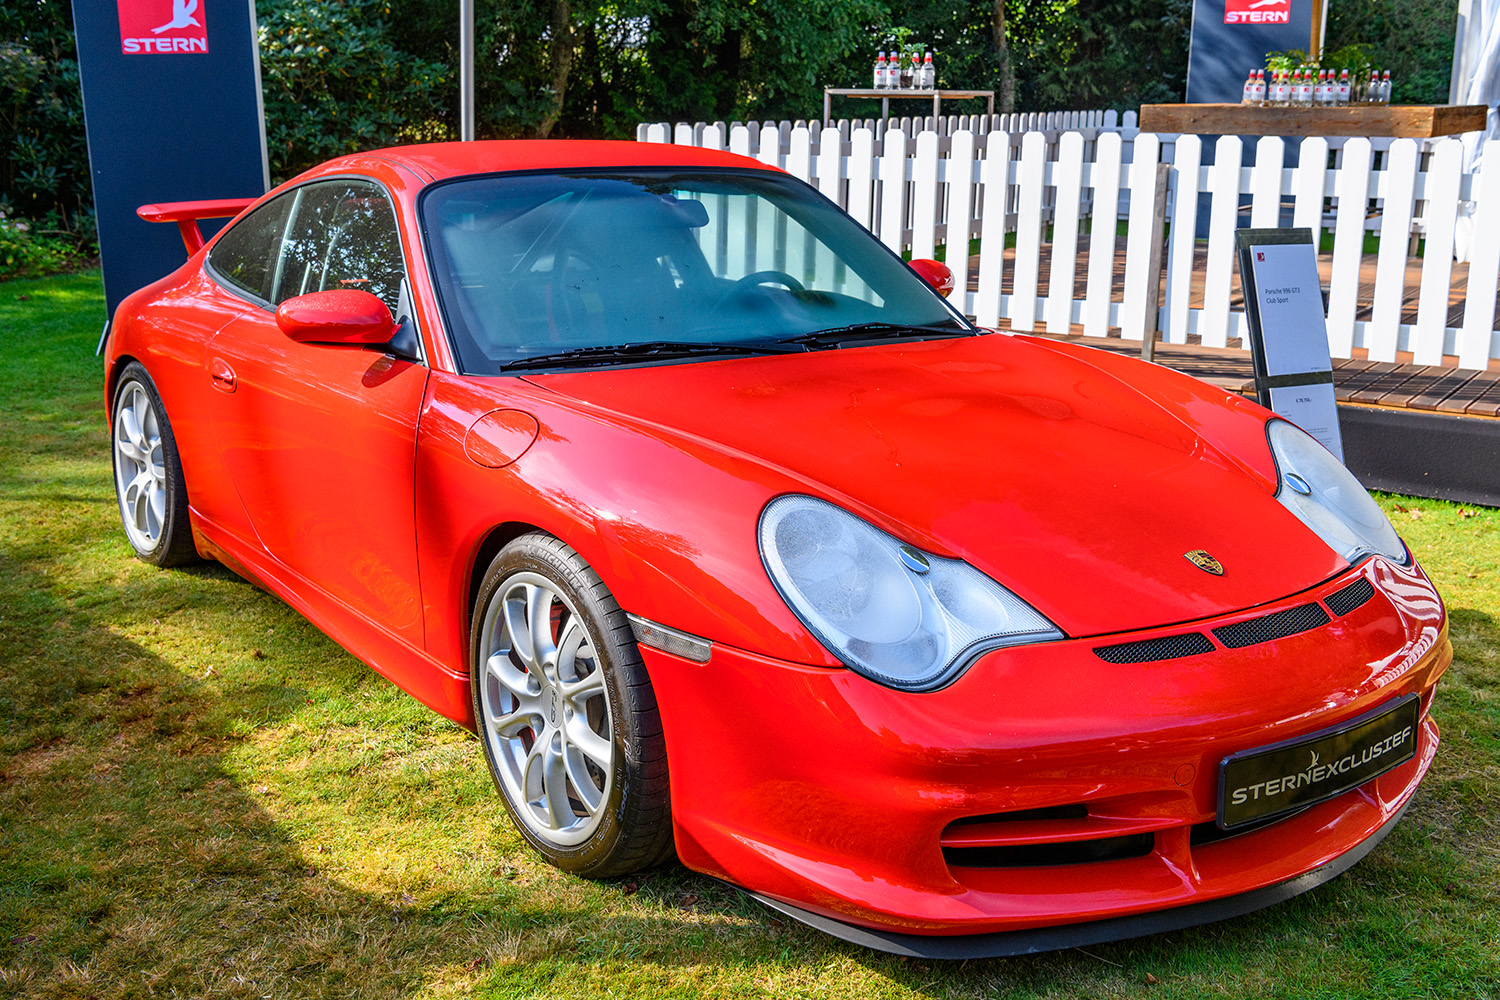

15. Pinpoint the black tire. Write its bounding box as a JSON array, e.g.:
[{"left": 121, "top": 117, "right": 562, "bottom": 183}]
[
  {"left": 110, "top": 362, "right": 198, "bottom": 567},
  {"left": 470, "top": 532, "right": 673, "bottom": 877}
]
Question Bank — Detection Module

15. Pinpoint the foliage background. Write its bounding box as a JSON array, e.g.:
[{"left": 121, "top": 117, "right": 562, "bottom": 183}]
[{"left": 0, "top": 0, "right": 1465, "bottom": 267}]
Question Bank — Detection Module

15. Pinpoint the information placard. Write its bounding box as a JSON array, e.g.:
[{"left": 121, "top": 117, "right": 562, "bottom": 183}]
[{"left": 1236, "top": 228, "right": 1344, "bottom": 461}]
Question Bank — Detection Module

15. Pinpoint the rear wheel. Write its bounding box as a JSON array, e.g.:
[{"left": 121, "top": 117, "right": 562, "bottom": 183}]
[
  {"left": 470, "top": 533, "right": 673, "bottom": 877},
  {"left": 111, "top": 363, "right": 197, "bottom": 566}
]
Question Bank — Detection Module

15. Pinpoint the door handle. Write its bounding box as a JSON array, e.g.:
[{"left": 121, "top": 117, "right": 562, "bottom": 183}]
[{"left": 210, "top": 357, "right": 236, "bottom": 393}]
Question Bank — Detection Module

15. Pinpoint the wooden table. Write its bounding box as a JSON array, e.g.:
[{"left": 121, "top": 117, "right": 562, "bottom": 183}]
[
  {"left": 823, "top": 88, "right": 995, "bottom": 125},
  {"left": 1138, "top": 103, "right": 1488, "bottom": 138}
]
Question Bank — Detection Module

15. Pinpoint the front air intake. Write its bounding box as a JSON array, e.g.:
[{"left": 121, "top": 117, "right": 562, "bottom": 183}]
[
  {"left": 1325, "top": 577, "right": 1376, "bottom": 617},
  {"left": 1094, "top": 632, "right": 1215, "bottom": 664},
  {"left": 1212, "top": 603, "right": 1330, "bottom": 649},
  {"left": 943, "top": 834, "right": 1155, "bottom": 869}
]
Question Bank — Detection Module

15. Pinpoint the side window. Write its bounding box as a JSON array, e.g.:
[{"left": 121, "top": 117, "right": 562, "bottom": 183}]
[
  {"left": 207, "top": 192, "right": 295, "bottom": 303},
  {"left": 274, "top": 181, "right": 406, "bottom": 314}
]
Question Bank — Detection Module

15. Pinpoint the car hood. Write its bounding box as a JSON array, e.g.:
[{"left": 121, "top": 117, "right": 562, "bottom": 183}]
[{"left": 527, "top": 334, "right": 1349, "bottom": 637}]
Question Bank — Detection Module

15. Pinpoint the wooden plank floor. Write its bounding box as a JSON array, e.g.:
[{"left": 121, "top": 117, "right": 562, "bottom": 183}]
[
  {"left": 1030, "top": 332, "right": 1500, "bottom": 418},
  {"left": 964, "top": 238, "right": 1500, "bottom": 366},
  {"left": 963, "top": 240, "right": 1500, "bottom": 417}
]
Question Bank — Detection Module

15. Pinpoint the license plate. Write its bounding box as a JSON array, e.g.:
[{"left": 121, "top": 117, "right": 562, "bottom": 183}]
[{"left": 1218, "top": 695, "right": 1420, "bottom": 830}]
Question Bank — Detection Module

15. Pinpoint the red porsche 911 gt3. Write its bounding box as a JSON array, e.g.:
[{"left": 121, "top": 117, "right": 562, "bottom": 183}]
[{"left": 106, "top": 140, "right": 1448, "bottom": 957}]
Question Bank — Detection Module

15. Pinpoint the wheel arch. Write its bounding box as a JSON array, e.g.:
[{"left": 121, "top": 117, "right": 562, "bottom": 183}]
[
  {"left": 104, "top": 354, "right": 144, "bottom": 425},
  {"left": 465, "top": 520, "right": 547, "bottom": 653}
]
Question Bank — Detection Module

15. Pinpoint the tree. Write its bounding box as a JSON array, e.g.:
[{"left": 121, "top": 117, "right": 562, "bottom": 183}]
[
  {"left": 993, "top": 0, "right": 1014, "bottom": 114},
  {"left": 257, "top": 0, "right": 452, "bottom": 181},
  {"left": 0, "top": 0, "right": 91, "bottom": 242},
  {"left": 636, "top": 0, "right": 888, "bottom": 124},
  {"left": 1325, "top": 0, "right": 1457, "bottom": 104}
]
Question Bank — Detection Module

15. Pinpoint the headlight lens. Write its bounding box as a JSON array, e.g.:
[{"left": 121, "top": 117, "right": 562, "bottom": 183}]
[
  {"left": 758, "top": 495, "right": 1063, "bottom": 690},
  {"left": 1266, "top": 419, "right": 1407, "bottom": 565}
]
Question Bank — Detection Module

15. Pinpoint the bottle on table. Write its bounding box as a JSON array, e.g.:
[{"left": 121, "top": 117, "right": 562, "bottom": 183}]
[
  {"left": 1337, "top": 69, "right": 1351, "bottom": 105},
  {"left": 1380, "top": 70, "right": 1393, "bottom": 104},
  {"left": 874, "top": 51, "right": 887, "bottom": 89},
  {"left": 1294, "top": 70, "right": 1312, "bottom": 106},
  {"left": 1242, "top": 70, "right": 1256, "bottom": 105},
  {"left": 1252, "top": 69, "right": 1266, "bottom": 105},
  {"left": 920, "top": 52, "right": 935, "bottom": 90},
  {"left": 1272, "top": 70, "right": 1291, "bottom": 106}
]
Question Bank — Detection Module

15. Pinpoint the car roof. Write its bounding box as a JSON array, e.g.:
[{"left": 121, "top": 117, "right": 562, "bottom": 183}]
[{"left": 318, "top": 139, "right": 782, "bottom": 184}]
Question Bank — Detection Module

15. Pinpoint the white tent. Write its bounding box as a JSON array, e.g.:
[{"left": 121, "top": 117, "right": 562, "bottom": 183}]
[{"left": 1450, "top": 0, "right": 1500, "bottom": 259}]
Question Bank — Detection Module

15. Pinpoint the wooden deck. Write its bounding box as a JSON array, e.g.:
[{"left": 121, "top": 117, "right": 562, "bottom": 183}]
[
  {"left": 965, "top": 239, "right": 1500, "bottom": 415},
  {"left": 966, "top": 240, "right": 1500, "bottom": 362},
  {"left": 1031, "top": 334, "right": 1500, "bottom": 419}
]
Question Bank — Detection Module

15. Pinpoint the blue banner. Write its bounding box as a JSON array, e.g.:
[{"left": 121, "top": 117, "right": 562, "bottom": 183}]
[
  {"left": 1186, "top": 0, "right": 1314, "bottom": 104},
  {"left": 72, "top": 0, "right": 269, "bottom": 317}
]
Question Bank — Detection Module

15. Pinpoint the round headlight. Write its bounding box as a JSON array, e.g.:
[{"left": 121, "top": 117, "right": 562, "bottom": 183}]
[
  {"left": 759, "top": 495, "right": 1062, "bottom": 690},
  {"left": 1267, "top": 419, "right": 1407, "bottom": 565}
]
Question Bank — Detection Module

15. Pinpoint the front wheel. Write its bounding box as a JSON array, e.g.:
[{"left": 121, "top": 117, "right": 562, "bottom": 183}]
[
  {"left": 111, "top": 362, "right": 197, "bottom": 567},
  {"left": 470, "top": 533, "right": 673, "bottom": 877}
]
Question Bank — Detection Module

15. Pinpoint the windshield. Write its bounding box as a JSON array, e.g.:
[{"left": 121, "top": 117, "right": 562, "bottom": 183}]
[{"left": 420, "top": 168, "right": 969, "bottom": 374}]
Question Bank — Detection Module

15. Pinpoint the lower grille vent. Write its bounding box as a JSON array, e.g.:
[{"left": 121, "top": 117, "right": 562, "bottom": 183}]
[
  {"left": 1212, "top": 603, "right": 1330, "bottom": 649},
  {"left": 944, "top": 833, "right": 1154, "bottom": 869},
  {"left": 1326, "top": 576, "right": 1376, "bottom": 617},
  {"left": 949, "top": 804, "right": 1088, "bottom": 825},
  {"left": 1094, "top": 632, "right": 1214, "bottom": 664}
]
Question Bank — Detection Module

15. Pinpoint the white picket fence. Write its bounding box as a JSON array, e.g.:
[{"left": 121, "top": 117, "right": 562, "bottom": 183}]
[
  {"left": 635, "top": 110, "right": 1137, "bottom": 149},
  {"left": 639, "top": 119, "right": 1500, "bottom": 370}
]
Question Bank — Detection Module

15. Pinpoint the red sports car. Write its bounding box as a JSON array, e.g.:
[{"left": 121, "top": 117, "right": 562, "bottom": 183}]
[{"left": 106, "top": 140, "right": 1448, "bottom": 957}]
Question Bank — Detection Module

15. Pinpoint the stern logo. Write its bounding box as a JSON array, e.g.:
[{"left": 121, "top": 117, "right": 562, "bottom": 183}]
[
  {"left": 1224, "top": 0, "right": 1290, "bottom": 24},
  {"left": 119, "top": 0, "right": 208, "bottom": 54}
]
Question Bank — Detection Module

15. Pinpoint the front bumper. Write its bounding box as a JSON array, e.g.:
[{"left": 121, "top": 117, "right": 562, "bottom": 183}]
[{"left": 642, "top": 555, "right": 1449, "bottom": 944}]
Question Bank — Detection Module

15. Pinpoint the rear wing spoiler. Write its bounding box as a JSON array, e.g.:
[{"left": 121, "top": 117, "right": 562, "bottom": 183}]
[{"left": 137, "top": 197, "right": 257, "bottom": 255}]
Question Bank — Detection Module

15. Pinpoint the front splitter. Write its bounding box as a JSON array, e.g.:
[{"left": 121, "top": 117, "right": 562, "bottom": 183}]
[{"left": 745, "top": 800, "right": 1410, "bottom": 959}]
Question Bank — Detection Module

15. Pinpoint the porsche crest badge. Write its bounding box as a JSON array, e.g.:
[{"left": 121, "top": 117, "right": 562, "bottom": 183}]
[{"left": 1184, "top": 550, "right": 1224, "bottom": 575}]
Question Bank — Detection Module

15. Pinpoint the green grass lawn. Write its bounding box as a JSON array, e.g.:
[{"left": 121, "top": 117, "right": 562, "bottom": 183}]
[{"left": 1, "top": 272, "right": 1496, "bottom": 999}]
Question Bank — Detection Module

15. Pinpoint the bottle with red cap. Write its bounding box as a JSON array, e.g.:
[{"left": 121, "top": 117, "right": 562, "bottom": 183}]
[
  {"left": 1337, "top": 69, "right": 1351, "bottom": 105},
  {"left": 1296, "top": 69, "right": 1314, "bottom": 106},
  {"left": 874, "top": 51, "right": 888, "bottom": 89}
]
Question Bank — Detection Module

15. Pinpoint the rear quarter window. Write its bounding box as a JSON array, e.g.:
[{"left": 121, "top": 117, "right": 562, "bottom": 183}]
[{"left": 207, "top": 193, "right": 295, "bottom": 303}]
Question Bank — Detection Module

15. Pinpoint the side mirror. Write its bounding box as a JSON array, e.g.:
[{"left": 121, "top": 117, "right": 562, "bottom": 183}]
[
  {"left": 909, "top": 258, "right": 955, "bottom": 298},
  {"left": 276, "top": 289, "right": 397, "bottom": 346}
]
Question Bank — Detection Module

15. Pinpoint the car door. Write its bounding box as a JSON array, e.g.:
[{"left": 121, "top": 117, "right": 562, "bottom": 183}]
[{"left": 205, "top": 178, "right": 428, "bottom": 645}]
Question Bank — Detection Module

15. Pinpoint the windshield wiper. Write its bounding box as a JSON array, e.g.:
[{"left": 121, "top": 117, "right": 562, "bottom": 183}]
[
  {"left": 498, "top": 340, "right": 802, "bottom": 372},
  {"left": 779, "top": 321, "right": 976, "bottom": 348}
]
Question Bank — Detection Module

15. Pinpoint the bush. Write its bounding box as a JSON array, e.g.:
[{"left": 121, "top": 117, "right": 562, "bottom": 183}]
[
  {"left": 257, "top": 0, "right": 452, "bottom": 182},
  {"left": 0, "top": 207, "right": 82, "bottom": 280},
  {"left": 1325, "top": 0, "right": 1457, "bottom": 104}
]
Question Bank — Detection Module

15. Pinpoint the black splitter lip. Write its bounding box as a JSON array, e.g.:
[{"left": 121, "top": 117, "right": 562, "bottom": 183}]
[{"left": 742, "top": 800, "right": 1410, "bottom": 959}]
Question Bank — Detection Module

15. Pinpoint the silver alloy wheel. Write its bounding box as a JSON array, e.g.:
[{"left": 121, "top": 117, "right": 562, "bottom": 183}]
[
  {"left": 477, "top": 572, "right": 614, "bottom": 847},
  {"left": 113, "top": 380, "right": 168, "bottom": 553}
]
